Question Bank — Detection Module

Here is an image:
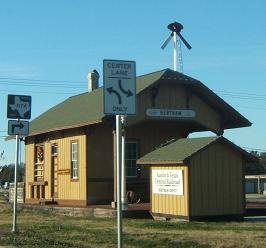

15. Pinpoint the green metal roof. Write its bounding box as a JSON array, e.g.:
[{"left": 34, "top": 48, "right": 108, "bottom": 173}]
[
  {"left": 138, "top": 137, "right": 218, "bottom": 164},
  {"left": 29, "top": 68, "right": 251, "bottom": 136},
  {"left": 137, "top": 136, "right": 256, "bottom": 164}
]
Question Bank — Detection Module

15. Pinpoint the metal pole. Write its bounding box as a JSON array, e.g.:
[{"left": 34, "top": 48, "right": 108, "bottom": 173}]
[
  {"left": 173, "top": 32, "right": 177, "bottom": 72},
  {"left": 12, "top": 134, "right": 19, "bottom": 233},
  {"left": 116, "top": 115, "right": 122, "bottom": 248},
  {"left": 177, "top": 39, "right": 183, "bottom": 73},
  {"left": 121, "top": 116, "right": 128, "bottom": 210}
]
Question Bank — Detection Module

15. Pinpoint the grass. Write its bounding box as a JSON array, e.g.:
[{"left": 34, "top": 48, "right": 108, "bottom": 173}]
[{"left": 0, "top": 206, "right": 266, "bottom": 247}]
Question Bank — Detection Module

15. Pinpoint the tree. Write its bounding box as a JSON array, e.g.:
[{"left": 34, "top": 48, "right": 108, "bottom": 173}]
[
  {"left": 245, "top": 152, "right": 266, "bottom": 175},
  {"left": 0, "top": 163, "right": 25, "bottom": 186}
]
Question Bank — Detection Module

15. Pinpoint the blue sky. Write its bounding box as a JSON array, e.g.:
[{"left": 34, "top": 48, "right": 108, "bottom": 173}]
[{"left": 1, "top": 0, "right": 266, "bottom": 164}]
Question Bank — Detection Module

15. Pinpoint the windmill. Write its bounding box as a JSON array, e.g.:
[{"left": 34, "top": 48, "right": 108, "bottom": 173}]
[{"left": 161, "top": 22, "right": 192, "bottom": 72}]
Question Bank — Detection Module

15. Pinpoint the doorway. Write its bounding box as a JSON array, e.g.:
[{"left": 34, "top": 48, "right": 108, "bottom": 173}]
[{"left": 51, "top": 144, "right": 58, "bottom": 199}]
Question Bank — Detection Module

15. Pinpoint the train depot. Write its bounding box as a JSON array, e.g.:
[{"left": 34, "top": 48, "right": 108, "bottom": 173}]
[{"left": 25, "top": 68, "right": 254, "bottom": 219}]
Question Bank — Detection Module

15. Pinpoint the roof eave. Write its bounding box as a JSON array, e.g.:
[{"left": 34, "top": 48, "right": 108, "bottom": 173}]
[
  {"left": 27, "top": 119, "right": 103, "bottom": 137},
  {"left": 137, "top": 160, "right": 184, "bottom": 165}
]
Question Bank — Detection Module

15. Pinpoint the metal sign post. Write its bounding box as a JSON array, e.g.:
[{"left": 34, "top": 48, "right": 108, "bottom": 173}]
[
  {"left": 116, "top": 115, "right": 122, "bottom": 248},
  {"left": 103, "top": 60, "right": 136, "bottom": 248},
  {"left": 12, "top": 134, "right": 19, "bottom": 233},
  {"left": 7, "top": 94, "right": 31, "bottom": 233}
]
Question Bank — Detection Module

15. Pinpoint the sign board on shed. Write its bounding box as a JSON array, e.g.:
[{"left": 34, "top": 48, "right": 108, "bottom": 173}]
[
  {"left": 103, "top": 59, "right": 136, "bottom": 115},
  {"left": 152, "top": 169, "right": 183, "bottom": 195},
  {"left": 7, "top": 95, "right": 31, "bottom": 119}
]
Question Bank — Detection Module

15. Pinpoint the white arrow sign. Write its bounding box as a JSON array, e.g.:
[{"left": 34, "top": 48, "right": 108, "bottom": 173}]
[
  {"left": 103, "top": 60, "right": 136, "bottom": 115},
  {"left": 8, "top": 120, "right": 29, "bottom": 136}
]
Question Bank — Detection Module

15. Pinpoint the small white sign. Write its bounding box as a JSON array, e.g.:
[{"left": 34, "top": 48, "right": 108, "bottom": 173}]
[
  {"left": 152, "top": 169, "right": 183, "bottom": 195},
  {"left": 8, "top": 120, "right": 29, "bottom": 136},
  {"left": 146, "top": 108, "right": 195, "bottom": 118},
  {"left": 103, "top": 59, "right": 136, "bottom": 115}
]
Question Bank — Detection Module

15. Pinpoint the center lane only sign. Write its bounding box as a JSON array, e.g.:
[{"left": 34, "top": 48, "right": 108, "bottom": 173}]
[{"left": 103, "top": 59, "right": 136, "bottom": 115}]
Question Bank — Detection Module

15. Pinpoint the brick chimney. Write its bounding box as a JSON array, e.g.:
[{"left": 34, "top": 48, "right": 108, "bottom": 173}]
[{"left": 87, "top": 69, "right": 99, "bottom": 92}]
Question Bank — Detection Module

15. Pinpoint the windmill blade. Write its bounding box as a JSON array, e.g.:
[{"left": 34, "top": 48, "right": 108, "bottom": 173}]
[
  {"left": 177, "top": 32, "right": 192, "bottom": 50},
  {"left": 161, "top": 32, "right": 174, "bottom": 50}
]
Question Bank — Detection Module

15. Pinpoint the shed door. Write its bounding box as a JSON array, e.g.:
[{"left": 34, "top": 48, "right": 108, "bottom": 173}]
[{"left": 51, "top": 145, "right": 58, "bottom": 199}]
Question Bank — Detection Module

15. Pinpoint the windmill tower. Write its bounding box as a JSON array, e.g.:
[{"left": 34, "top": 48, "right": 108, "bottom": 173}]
[{"left": 161, "top": 22, "right": 192, "bottom": 72}]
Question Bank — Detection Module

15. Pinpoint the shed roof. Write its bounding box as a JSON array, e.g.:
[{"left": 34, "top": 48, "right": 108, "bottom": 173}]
[
  {"left": 137, "top": 136, "right": 256, "bottom": 164},
  {"left": 29, "top": 68, "right": 251, "bottom": 136}
]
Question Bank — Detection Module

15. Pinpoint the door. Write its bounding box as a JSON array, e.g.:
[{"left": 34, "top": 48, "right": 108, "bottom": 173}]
[{"left": 51, "top": 144, "right": 58, "bottom": 199}]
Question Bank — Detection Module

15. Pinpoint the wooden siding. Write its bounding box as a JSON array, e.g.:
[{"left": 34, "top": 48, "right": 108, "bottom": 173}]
[
  {"left": 25, "top": 138, "right": 35, "bottom": 199},
  {"left": 25, "top": 129, "right": 87, "bottom": 203},
  {"left": 127, "top": 121, "right": 188, "bottom": 179},
  {"left": 86, "top": 121, "right": 187, "bottom": 204},
  {"left": 53, "top": 133, "right": 87, "bottom": 201},
  {"left": 189, "top": 142, "right": 244, "bottom": 217},
  {"left": 189, "top": 94, "right": 221, "bottom": 134},
  {"left": 127, "top": 83, "right": 222, "bottom": 134},
  {"left": 87, "top": 123, "right": 114, "bottom": 204},
  {"left": 151, "top": 165, "right": 189, "bottom": 217}
]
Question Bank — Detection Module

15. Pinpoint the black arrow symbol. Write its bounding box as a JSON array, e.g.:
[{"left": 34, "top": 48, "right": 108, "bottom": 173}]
[
  {"left": 118, "top": 80, "right": 133, "bottom": 97},
  {"left": 12, "top": 122, "right": 24, "bottom": 133},
  {"left": 107, "top": 87, "right": 122, "bottom": 104}
]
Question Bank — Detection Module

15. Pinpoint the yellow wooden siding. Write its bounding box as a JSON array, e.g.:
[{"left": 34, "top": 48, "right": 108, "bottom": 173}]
[
  {"left": 56, "top": 133, "right": 87, "bottom": 201},
  {"left": 151, "top": 165, "right": 189, "bottom": 217},
  {"left": 87, "top": 124, "right": 114, "bottom": 203},
  {"left": 189, "top": 142, "right": 244, "bottom": 216},
  {"left": 25, "top": 140, "right": 35, "bottom": 198},
  {"left": 44, "top": 142, "right": 51, "bottom": 199},
  {"left": 25, "top": 130, "right": 87, "bottom": 201},
  {"left": 128, "top": 122, "right": 188, "bottom": 179},
  {"left": 189, "top": 94, "right": 221, "bottom": 134},
  {"left": 127, "top": 83, "right": 222, "bottom": 134}
]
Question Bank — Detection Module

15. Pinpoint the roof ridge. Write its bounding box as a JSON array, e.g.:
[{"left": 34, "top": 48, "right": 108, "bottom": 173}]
[
  {"left": 137, "top": 68, "right": 169, "bottom": 78},
  {"left": 68, "top": 86, "right": 103, "bottom": 99}
]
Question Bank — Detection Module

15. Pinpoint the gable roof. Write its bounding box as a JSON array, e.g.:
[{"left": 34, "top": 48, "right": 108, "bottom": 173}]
[
  {"left": 137, "top": 136, "right": 256, "bottom": 165},
  {"left": 29, "top": 68, "right": 251, "bottom": 136}
]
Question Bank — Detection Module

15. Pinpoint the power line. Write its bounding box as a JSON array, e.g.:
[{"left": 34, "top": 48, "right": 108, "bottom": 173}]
[
  {"left": 0, "top": 81, "right": 86, "bottom": 89},
  {"left": 0, "top": 76, "right": 86, "bottom": 84},
  {"left": 232, "top": 105, "right": 266, "bottom": 111},
  {"left": 215, "top": 89, "right": 266, "bottom": 98},
  {"left": 0, "top": 89, "right": 81, "bottom": 95},
  {"left": 242, "top": 146, "right": 266, "bottom": 153}
]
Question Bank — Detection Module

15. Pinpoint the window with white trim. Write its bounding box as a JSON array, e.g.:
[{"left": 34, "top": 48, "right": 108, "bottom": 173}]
[
  {"left": 125, "top": 141, "right": 138, "bottom": 177},
  {"left": 71, "top": 142, "right": 78, "bottom": 179}
]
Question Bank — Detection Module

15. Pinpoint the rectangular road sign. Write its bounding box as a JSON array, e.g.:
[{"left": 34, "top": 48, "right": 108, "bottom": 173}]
[
  {"left": 103, "top": 59, "right": 136, "bottom": 115},
  {"left": 8, "top": 120, "right": 29, "bottom": 136},
  {"left": 7, "top": 95, "right": 31, "bottom": 119}
]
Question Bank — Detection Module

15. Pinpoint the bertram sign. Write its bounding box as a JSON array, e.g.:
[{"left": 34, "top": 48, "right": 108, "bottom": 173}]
[
  {"left": 103, "top": 59, "right": 136, "bottom": 115},
  {"left": 146, "top": 108, "right": 196, "bottom": 118},
  {"left": 152, "top": 169, "right": 183, "bottom": 195}
]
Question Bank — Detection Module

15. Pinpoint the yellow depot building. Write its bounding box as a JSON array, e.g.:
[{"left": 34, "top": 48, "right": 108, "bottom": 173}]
[{"left": 25, "top": 68, "right": 253, "bottom": 213}]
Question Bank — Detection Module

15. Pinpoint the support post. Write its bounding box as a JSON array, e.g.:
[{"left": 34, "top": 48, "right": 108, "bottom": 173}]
[
  {"left": 116, "top": 115, "right": 122, "bottom": 248},
  {"left": 12, "top": 134, "right": 19, "bottom": 233},
  {"left": 173, "top": 31, "right": 177, "bottom": 72},
  {"left": 121, "top": 116, "right": 128, "bottom": 210},
  {"left": 177, "top": 39, "right": 183, "bottom": 73}
]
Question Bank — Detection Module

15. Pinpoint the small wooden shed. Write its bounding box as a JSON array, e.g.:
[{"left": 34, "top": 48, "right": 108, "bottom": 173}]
[{"left": 138, "top": 136, "right": 255, "bottom": 220}]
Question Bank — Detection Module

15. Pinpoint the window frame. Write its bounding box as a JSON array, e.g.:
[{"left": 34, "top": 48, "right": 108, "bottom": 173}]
[
  {"left": 51, "top": 143, "right": 58, "bottom": 157},
  {"left": 70, "top": 141, "right": 79, "bottom": 180},
  {"left": 125, "top": 140, "right": 139, "bottom": 178}
]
